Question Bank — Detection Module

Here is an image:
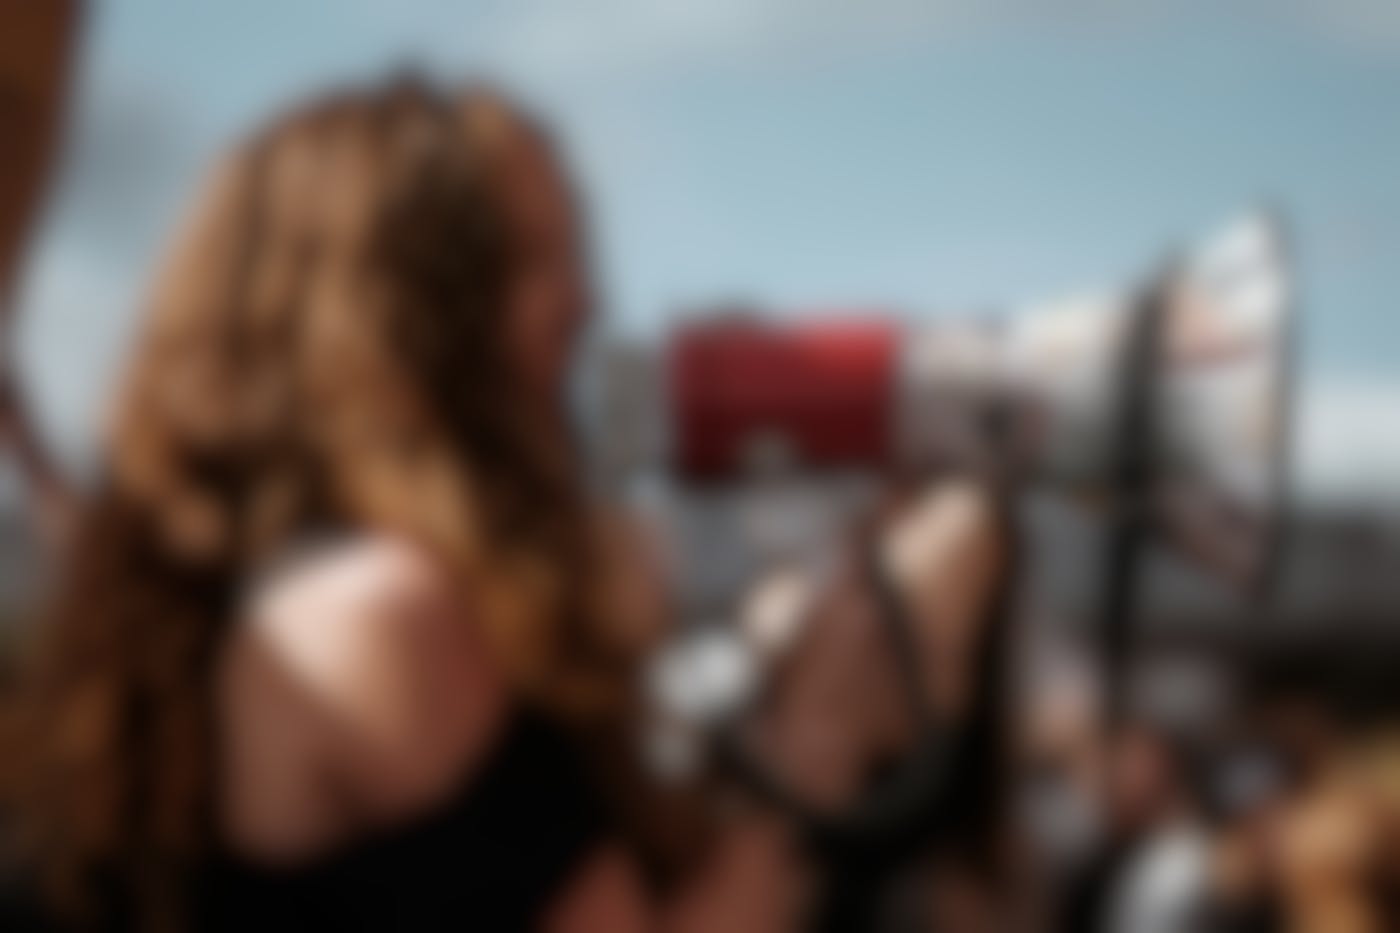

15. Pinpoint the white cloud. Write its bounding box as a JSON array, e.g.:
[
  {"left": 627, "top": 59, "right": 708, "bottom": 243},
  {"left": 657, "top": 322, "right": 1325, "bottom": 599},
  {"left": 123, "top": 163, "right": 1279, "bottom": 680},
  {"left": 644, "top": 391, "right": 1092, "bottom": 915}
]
[{"left": 1294, "top": 379, "right": 1400, "bottom": 505}]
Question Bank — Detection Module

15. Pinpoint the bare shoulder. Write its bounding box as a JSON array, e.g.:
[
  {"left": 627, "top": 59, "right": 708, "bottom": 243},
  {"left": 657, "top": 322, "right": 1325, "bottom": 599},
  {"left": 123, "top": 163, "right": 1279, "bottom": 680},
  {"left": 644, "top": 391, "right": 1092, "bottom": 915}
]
[
  {"left": 242, "top": 537, "right": 490, "bottom": 691},
  {"left": 223, "top": 536, "right": 509, "bottom": 847}
]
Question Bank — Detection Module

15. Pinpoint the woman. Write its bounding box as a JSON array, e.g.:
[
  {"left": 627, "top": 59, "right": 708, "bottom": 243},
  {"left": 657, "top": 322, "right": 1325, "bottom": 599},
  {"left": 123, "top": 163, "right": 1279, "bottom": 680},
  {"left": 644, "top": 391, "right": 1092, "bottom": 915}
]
[
  {"left": 0, "top": 0, "right": 81, "bottom": 546},
  {"left": 2, "top": 78, "right": 663, "bottom": 931}
]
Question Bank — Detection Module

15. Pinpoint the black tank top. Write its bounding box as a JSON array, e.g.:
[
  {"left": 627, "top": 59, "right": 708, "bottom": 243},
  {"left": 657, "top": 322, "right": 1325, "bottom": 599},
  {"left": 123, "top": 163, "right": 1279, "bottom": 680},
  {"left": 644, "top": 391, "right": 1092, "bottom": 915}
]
[
  {"left": 196, "top": 708, "right": 610, "bottom": 931},
  {"left": 0, "top": 708, "right": 612, "bottom": 932}
]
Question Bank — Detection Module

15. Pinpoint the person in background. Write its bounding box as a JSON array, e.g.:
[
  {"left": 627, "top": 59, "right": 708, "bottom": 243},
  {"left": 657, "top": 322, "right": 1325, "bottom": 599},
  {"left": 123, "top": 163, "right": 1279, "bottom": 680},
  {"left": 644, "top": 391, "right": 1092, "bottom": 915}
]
[
  {"left": 0, "top": 77, "right": 700, "bottom": 931},
  {"left": 1018, "top": 649, "right": 1110, "bottom": 922},
  {"left": 1211, "top": 659, "right": 1399, "bottom": 933},
  {"left": 1099, "top": 724, "right": 1211, "bottom": 933},
  {"left": 0, "top": 0, "right": 80, "bottom": 302},
  {"left": 1055, "top": 719, "right": 1211, "bottom": 933},
  {"left": 0, "top": 0, "right": 81, "bottom": 545}
]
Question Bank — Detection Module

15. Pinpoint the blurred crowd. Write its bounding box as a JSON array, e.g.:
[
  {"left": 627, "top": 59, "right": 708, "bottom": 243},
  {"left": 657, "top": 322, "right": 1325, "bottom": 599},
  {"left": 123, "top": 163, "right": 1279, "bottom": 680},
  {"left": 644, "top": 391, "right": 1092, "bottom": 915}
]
[
  {"left": 1020, "top": 636, "right": 1400, "bottom": 932},
  {"left": 1, "top": 3, "right": 1397, "bottom": 932}
]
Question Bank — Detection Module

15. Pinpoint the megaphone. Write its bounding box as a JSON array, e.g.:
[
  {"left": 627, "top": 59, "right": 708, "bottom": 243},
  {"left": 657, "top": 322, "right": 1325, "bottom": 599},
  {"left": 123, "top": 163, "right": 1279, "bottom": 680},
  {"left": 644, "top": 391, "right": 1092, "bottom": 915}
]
[
  {"left": 595, "top": 210, "right": 1295, "bottom": 910},
  {"left": 908, "top": 211, "right": 1292, "bottom": 594},
  {"left": 598, "top": 211, "right": 1294, "bottom": 922},
  {"left": 596, "top": 211, "right": 1292, "bottom": 612}
]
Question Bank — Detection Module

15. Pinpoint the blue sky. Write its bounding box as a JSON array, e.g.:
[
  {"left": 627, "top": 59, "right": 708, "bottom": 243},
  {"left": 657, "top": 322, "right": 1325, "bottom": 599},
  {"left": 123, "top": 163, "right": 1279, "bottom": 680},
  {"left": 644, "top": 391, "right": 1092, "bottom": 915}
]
[{"left": 14, "top": 0, "right": 1400, "bottom": 500}]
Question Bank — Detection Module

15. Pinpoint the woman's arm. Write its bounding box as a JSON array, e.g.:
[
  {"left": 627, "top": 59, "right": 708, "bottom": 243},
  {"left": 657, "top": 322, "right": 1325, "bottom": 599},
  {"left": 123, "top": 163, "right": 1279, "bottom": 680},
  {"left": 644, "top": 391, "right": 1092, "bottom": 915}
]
[{"left": 751, "top": 479, "right": 1010, "bottom": 807}]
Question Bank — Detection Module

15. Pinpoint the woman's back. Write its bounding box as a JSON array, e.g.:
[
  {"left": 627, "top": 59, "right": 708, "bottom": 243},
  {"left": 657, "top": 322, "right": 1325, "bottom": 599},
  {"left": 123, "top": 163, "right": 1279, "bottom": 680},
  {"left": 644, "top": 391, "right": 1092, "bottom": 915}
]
[
  {"left": 212, "top": 536, "right": 622, "bottom": 930},
  {"left": 0, "top": 78, "right": 662, "bottom": 929},
  {"left": 217, "top": 537, "right": 508, "bottom": 863}
]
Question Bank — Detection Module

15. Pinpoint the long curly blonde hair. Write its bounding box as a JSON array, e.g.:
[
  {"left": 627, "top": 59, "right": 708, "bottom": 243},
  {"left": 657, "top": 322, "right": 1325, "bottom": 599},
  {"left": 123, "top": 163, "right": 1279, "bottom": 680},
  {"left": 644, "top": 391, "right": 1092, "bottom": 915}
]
[{"left": 3, "top": 77, "right": 630, "bottom": 927}]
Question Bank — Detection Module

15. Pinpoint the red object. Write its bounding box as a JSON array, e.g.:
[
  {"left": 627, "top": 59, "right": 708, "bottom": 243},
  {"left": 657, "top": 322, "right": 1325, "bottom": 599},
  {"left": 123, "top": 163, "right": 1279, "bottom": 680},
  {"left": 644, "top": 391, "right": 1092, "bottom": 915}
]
[{"left": 669, "top": 317, "right": 897, "bottom": 478}]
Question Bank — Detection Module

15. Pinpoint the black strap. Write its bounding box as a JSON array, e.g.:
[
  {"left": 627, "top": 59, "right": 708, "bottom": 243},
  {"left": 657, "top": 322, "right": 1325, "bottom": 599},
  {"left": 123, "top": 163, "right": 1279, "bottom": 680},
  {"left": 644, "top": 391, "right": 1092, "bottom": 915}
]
[{"left": 715, "top": 537, "right": 950, "bottom": 857}]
